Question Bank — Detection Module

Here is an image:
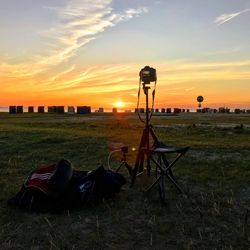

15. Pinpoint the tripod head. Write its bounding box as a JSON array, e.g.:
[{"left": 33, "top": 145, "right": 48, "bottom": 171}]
[{"left": 142, "top": 83, "right": 150, "bottom": 95}]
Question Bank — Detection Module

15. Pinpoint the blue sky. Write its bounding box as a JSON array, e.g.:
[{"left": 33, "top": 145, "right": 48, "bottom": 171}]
[{"left": 0, "top": 0, "right": 250, "bottom": 109}]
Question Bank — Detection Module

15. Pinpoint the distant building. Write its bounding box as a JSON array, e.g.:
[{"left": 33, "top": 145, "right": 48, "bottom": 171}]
[
  {"left": 56, "top": 106, "right": 64, "bottom": 114},
  {"left": 38, "top": 106, "right": 45, "bottom": 113},
  {"left": 112, "top": 108, "right": 117, "bottom": 113},
  {"left": 140, "top": 108, "right": 145, "bottom": 113},
  {"left": 166, "top": 108, "right": 171, "bottom": 113},
  {"left": 219, "top": 107, "right": 230, "bottom": 113},
  {"left": 161, "top": 108, "right": 165, "bottom": 113},
  {"left": 202, "top": 108, "right": 211, "bottom": 113},
  {"left": 28, "top": 106, "right": 34, "bottom": 113},
  {"left": 77, "top": 106, "right": 91, "bottom": 114},
  {"left": 197, "top": 107, "right": 216, "bottom": 113},
  {"left": 9, "top": 106, "right": 16, "bottom": 114},
  {"left": 174, "top": 108, "right": 181, "bottom": 114},
  {"left": 47, "top": 106, "right": 64, "bottom": 114},
  {"left": 48, "top": 106, "right": 56, "bottom": 113},
  {"left": 98, "top": 107, "right": 104, "bottom": 113},
  {"left": 17, "top": 106, "right": 23, "bottom": 114},
  {"left": 67, "top": 106, "right": 75, "bottom": 114}
]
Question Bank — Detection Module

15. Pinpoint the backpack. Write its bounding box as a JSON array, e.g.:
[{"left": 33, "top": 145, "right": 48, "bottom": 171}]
[{"left": 8, "top": 161, "right": 126, "bottom": 212}]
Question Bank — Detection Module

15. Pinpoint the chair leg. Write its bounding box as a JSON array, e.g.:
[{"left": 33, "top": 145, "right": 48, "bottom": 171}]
[
  {"left": 147, "top": 151, "right": 186, "bottom": 202},
  {"left": 146, "top": 175, "right": 161, "bottom": 192},
  {"left": 146, "top": 155, "right": 167, "bottom": 203},
  {"left": 158, "top": 173, "right": 167, "bottom": 204},
  {"left": 160, "top": 153, "right": 184, "bottom": 193},
  {"left": 156, "top": 156, "right": 167, "bottom": 203},
  {"left": 166, "top": 173, "right": 184, "bottom": 193}
]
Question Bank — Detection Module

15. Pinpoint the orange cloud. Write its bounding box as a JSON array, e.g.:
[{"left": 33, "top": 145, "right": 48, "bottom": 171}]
[{"left": 1, "top": 60, "right": 250, "bottom": 109}]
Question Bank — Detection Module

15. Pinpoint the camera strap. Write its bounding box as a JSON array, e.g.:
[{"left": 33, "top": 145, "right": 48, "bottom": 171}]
[
  {"left": 136, "top": 79, "right": 145, "bottom": 123},
  {"left": 149, "top": 80, "right": 157, "bottom": 121}
]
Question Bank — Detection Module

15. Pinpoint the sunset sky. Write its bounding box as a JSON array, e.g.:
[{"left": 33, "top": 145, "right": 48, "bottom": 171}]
[{"left": 1, "top": 0, "right": 250, "bottom": 110}]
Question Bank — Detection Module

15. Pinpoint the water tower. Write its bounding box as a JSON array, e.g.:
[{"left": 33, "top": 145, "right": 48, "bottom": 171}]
[{"left": 197, "top": 96, "right": 204, "bottom": 108}]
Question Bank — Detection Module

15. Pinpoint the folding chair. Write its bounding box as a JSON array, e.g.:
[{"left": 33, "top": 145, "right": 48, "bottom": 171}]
[{"left": 146, "top": 141, "right": 189, "bottom": 202}]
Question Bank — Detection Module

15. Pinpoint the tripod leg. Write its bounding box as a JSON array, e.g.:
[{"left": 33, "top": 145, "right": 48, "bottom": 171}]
[
  {"left": 124, "top": 162, "right": 133, "bottom": 177},
  {"left": 131, "top": 128, "right": 147, "bottom": 186},
  {"left": 149, "top": 127, "right": 159, "bottom": 144},
  {"left": 116, "top": 162, "right": 124, "bottom": 172}
]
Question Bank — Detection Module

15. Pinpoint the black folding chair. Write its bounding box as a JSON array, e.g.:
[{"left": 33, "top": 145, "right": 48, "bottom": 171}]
[{"left": 146, "top": 141, "right": 189, "bottom": 203}]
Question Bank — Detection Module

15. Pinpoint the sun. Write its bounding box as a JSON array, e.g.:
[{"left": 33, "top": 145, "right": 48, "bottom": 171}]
[{"left": 116, "top": 101, "right": 124, "bottom": 108}]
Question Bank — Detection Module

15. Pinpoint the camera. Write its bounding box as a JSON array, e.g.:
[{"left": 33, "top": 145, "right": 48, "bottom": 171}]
[
  {"left": 121, "top": 146, "right": 128, "bottom": 154},
  {"left": 139, "top": 66, "right": 157, "bottom": 83}
]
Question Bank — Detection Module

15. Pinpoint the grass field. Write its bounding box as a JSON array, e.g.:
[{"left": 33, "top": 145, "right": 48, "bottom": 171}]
[{"left": 0, "top": 112, "right": 249, "bottom": 250}]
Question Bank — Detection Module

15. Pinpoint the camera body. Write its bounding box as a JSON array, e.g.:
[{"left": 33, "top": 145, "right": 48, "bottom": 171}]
[{"left": 139, "top": 66, "right": 157, "bottom": 83}]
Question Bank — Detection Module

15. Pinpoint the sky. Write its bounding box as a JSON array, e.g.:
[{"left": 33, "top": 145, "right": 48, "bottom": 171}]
[{"left": 0, "top": 0, "right": 250, "bottom": 110}]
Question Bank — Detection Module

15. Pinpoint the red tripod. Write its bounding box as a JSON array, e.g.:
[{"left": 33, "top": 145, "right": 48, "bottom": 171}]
[{"left": 131, "top": 82, "right": 158, "bottom": 186}]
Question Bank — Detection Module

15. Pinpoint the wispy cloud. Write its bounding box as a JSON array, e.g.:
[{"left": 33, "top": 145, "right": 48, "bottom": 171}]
[
  {"left": 215, "top": 8, "right": 250, "bottom": 25},
  {"left": 36, "top": 60, "right": 250, "bottom": 94},
  {"left": 1, "top": 0, "right": 148, "bottom": 78},
  {"left": 38, "top": 0, "right": 147, "bottom": 70}
]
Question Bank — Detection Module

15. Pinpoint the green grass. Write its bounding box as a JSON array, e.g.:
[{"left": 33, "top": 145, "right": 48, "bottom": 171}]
[{"left": 0, "top": 112, "right": 249, "bottom": 249}]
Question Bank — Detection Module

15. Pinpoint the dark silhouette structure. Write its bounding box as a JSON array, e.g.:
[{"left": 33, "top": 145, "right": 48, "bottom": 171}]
[
  {"left": 9, "top": 106, "right": 16, "bottom": 114},
  {"left": 197, "top": 95, "right": 204, "bottom": 108},
  {"left": 28, "top": 106, "right": 34, "bottom": 113},
  {"left": 77, "top": 106, "right": 91, "bottom": 114},
  {"left": 38, "top": 106, "right": 45, "bottom": 113},
  {"left": 17, "top": 106, "right": 23, "bottom": 114}
]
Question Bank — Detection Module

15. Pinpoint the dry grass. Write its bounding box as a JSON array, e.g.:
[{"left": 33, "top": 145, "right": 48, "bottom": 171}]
[{"left": 0, "top": 112, "right": 249, "bottom": 249}]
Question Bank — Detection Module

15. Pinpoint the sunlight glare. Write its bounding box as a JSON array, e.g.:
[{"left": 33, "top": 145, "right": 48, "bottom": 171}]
[{"left": 116, "top": 101, "right": 124, "bottom": 108}]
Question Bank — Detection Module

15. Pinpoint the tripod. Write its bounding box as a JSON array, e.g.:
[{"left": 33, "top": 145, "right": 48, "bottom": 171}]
[
  {"left": 115, "top": 146, "right": 133, "bottom": 176},
  {"left": 130, "top": 67, "right": 189, "bottom": 202},
  {"left": 131, "top": 82, "right": 159, "bottom": 186}
]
